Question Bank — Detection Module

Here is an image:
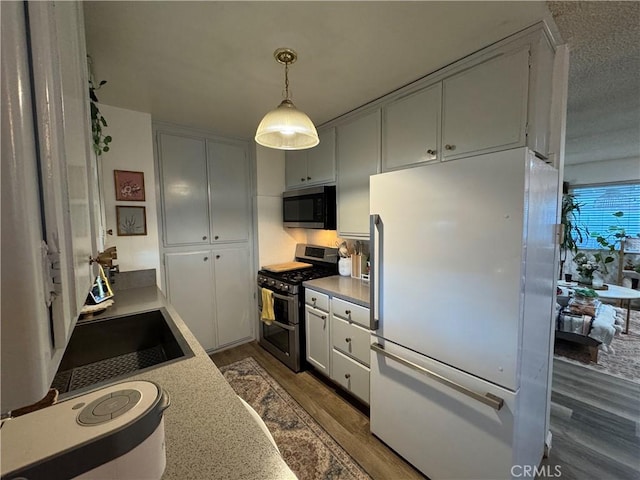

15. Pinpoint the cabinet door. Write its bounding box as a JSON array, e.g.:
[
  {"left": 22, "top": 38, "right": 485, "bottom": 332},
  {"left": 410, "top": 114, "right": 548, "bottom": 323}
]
[
  {"left": 208, "top": 141, "right": 250, "bottom": 242},
  {"left": 306, "top": 127, "right": 336, "bottom": 185},
  {"left": 212, "top": 246, "right": 253, "bottom": 348},
  {"left": 285, "top": 150, "right": 308, "bottom": 189},
  {"left": 442, "top": 47, "right": 530, "bottom": 160},
  {"left": 337, "top": 109, "right": 381, "bottom": 238},
  {"left": 383, "top": 83, "right": 441, "bottom": 171},
  {"left": 165, "top": 251, "right": 217, "bottom": 351},
  {"left": 158, "top": 133, "right": 210, "bottom": 245},
  {"left": 305, "top": 305, "right": 330, "bottom": 375}
]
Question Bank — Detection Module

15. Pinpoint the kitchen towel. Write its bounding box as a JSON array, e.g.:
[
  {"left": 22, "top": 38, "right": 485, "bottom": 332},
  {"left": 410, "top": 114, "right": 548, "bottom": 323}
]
[{"left": 261, "top": 288, "right": 275, "bottom": 325}]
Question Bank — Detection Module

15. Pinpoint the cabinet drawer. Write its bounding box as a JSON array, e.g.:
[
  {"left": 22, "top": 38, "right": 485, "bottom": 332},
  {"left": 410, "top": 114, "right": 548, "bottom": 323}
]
[
  {"left": 332, "top": 349, "right": 370, "bottom": 404},
  {"left": 305, "top": 289, "right": 329, "bottom": 312},
  {"left": 331, "top": 316, "right": 370, "bottom": 366},
  {"left": 331, "top": 297, "right": 369, "bottom": 328}
]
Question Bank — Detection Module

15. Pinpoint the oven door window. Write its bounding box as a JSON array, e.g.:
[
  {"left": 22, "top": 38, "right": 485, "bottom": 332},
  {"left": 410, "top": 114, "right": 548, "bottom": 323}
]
[{"left": 262, "top": 321, "right": 292, "bottom": 356}]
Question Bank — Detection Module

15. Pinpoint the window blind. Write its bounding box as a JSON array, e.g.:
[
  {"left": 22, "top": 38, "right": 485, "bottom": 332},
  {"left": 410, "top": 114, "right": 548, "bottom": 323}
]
[{"left": 570, "top": 183, "right": 640, "bottom": 251}]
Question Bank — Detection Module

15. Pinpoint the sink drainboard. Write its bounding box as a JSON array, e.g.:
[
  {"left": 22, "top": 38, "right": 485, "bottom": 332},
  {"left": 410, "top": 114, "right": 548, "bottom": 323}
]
[{"left": 52, "top": 346, "right": 167, "bottom": 393}]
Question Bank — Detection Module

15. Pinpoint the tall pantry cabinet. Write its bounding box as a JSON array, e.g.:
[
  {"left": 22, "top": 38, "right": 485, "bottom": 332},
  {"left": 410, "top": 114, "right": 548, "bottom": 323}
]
[{"left": 154, "top": 126, "right": 254, "bottom": 352}]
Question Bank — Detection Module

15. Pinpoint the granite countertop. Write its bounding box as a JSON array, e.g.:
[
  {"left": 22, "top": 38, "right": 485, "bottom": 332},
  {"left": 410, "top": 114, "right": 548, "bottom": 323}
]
[
  {"left": 303, "top": 275, "right": 370, "bottom": 307},
  {"left": 85, "top": 286, "right": 295, "bottom": 480}
]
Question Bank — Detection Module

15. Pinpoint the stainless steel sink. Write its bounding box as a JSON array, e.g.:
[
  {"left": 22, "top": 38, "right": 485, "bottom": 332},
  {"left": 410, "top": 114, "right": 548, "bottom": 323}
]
[{"left": 52, "top": 308, "right": 193, "bottom": 395}]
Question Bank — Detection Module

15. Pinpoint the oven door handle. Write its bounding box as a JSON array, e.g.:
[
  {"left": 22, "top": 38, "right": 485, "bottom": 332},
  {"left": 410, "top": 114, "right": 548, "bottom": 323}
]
[
  {"left": 270, "top": 291, "right": 295, "bottom": 303},
  {"left": 268, "top": 319, "right": 296, "bottom": 331}
]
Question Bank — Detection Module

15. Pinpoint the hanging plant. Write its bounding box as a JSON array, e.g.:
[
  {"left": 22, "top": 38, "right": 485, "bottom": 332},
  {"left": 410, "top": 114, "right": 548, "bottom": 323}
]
[{"left": 89, "top": 77, "right": 112, "bottom": 155}]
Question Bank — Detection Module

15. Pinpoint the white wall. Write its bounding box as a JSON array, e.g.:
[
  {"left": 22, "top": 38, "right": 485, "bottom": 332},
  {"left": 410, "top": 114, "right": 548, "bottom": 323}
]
[
  {"left": 564, "top": 157, "right": 640, "bottom": 185},
  {"left": 99, "top": 104, "right": 161, "bottom": 285},
  {"left": 255, "top": 146, "right": 306, "bottom": 267}
]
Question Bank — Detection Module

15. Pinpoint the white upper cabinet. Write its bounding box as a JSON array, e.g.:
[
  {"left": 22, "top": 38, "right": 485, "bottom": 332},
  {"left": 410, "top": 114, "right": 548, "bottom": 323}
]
[
  {"left": 208, "top": 141, "right": 250, "bottom": 243},
  {"left": 285, "top": 127, "right": 336, "bottom": 189},
  {"left": 337, "top": 109, "right": 381, "bottom": 238},
  {"left": 377, "top": 25, "right": 554, "bottom": 172},
  {"left": 285, "top": 150, "right": 309, "bottom": 189},
  {"left": 383, "top": 83, "right": 441, "bottom": 170},
  {"left": 159, "top": 133, "right": 210, "bottom": 245},
  {"left": 307, "top": 127, "right": 336, "bottom": 185},
  {"left": 442, "top": 46, "right": 530, "bottom": 160}
]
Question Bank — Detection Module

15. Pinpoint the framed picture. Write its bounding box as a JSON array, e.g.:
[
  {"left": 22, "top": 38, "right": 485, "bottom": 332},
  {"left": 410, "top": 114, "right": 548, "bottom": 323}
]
[
  {"left": 116, "top": 206, "right": 147, "bottom": 236},
  {"left": 114, "top": 170, "right": 145, "bottom": 201}
]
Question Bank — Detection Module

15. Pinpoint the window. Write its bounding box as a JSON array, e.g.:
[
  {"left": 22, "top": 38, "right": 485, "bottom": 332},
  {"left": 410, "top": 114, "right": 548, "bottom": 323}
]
[{"left": 570, "top": 183, "right": 640, "bottom": 250}]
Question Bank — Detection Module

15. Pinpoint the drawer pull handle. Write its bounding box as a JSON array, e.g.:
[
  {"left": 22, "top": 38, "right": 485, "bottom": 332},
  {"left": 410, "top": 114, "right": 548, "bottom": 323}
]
[
  {"left": 344, "top": 373, "right": 351, "bottom": 379},
  {"left": 371, "top": 343, "right": 504, "bottom": 411},
  {"left": 311, "top": 297, "right": 317, "bottom": 302},
  {"left": 345, "top": 337, "right": 352, "bottom": 343},
  {"left": 426, "top": 149, "right": 436, "bottom": 155}
]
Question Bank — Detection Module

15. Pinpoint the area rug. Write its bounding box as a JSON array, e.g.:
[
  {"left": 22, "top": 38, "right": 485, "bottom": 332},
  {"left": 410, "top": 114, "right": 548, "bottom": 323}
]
[
  {"left": 220, "top": 357, "right": 371, "bottom": 480},
  {"left": 554, "top": 309, "right": 640, "bottom": 383}
]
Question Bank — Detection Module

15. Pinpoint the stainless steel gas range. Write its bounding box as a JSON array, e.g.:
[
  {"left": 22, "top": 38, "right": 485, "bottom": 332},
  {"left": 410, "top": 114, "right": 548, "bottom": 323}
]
[{"left": 257, "top": 244, "right": 338, "bottom": 372}]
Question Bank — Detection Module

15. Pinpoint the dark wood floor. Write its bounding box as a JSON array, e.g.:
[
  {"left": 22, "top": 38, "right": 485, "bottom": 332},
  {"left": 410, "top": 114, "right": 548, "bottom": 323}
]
[
  {"left": 211, "top": 342, "right": 640, "bottom": 480},
  {"left": 210, "top": 342, "right": 425, "bottom": 480},
  {"left": 541, "top": 359, "right": 640, "bottom": 480}
]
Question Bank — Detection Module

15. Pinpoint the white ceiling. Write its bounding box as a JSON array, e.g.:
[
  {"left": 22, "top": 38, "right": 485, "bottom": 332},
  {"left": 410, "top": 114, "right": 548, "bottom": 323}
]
[{"left": 84, "top": 1, "right": 639, "bottom": 167}]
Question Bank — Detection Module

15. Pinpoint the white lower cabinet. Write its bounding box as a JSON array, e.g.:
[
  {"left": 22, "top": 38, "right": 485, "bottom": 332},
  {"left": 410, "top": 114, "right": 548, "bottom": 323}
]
[
  {"left": 165, "top": 246, "right": 253, "bottom": 352},
  {"left": 332, "top": 349, "right": 370, "bottom": 404},
  {"left": 305, "top": 304, "right": 330, "bottom": 375},
  {"left": 305, "top": 288, "right": 372, "bottom": 404}
]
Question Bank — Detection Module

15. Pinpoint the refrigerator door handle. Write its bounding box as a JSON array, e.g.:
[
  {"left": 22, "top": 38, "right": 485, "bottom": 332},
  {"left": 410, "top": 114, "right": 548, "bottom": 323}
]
[
  {"left": 370, "top": 343, "right": 505, "bottom": 411},
  {"left": 369, "top": 214, "right": 381, "bottom": 330}
]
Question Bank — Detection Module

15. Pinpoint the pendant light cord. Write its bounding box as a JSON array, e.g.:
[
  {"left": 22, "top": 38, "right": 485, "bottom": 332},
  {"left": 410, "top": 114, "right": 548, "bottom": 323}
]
[{"left": 284, "top": 61, "right": 290, "bottom": 100}]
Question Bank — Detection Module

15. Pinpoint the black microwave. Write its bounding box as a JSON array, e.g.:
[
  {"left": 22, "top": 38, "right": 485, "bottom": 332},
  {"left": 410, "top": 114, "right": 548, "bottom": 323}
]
[{"left": 283, "top": 186, "right": 336, "bottom": 229}]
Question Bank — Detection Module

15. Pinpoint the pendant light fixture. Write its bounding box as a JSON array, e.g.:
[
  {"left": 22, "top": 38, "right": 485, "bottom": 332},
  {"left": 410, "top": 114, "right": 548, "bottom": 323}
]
[{"left": 255, "top": 48, "right": 319, "bottom": 150}]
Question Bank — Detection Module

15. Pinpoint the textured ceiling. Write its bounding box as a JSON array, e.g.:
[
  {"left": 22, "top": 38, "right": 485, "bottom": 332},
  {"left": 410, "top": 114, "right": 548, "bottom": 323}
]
[
  {"left": 548, "top": 1, "right": 640, "bottom": 165},
  {"left": 84, "top": 1, "right": 639, "bottom": 167}
]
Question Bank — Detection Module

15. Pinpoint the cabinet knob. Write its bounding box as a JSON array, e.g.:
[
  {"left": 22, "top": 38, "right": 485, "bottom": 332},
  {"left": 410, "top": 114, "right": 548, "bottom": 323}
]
[
  {"left": 203, "top": 257, "right": 209, "bottom": 261},
  {"left": 344, "top": 373, "right": 351, "bottom": 379},
  {"left": 321, "top": 314, "right": 327, "bottom": 320},
  {"left": 216, "top": 255, "right": 221, "bottom": 259},
  {"left": 445, "top": 144, "right": 456, "bottom": 151},
  {"left": 301, "top": 177, "right": 306, "bottom": 182},
  {"left": 214, "top": 235, "right": 219, "bottom": 240},
  {"left": 345, "top": 310, "right": 351, "bottom": 316},
  {"left": 345, "top": 337, "right": 352, "bottom": 343},
  {"left": 427, "top": 149, "right": 436, "bottom": 155},
  {"left": 307, "top": 176, "right": 311, "bottom": 180},
  {"left": 202, "top": 235, "right": 207, "bottom": 240},
  {"left": 311, "top": 297, "right": 317, "bottom": 301}
]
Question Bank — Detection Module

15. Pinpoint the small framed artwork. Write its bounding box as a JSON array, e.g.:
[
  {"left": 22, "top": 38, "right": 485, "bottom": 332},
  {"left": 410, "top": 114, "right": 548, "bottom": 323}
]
[
  {"left": 116, "top": 206, "right": 147, "bottom": 236},
  {"left": 114, "top": 170, "right": 145, "bottom": 201}
]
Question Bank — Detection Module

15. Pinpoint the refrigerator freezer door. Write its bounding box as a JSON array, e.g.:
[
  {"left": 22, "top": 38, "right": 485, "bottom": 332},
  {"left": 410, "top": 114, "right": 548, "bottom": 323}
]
[
  {"left": 370, "top": 148, "right": 536, "bottom": 391},
  {"left": 370, "top": 340, "right": 519, "bottom": 480}
]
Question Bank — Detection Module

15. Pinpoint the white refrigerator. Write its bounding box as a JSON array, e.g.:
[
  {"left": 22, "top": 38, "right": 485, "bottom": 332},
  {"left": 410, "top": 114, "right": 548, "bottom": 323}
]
[{"left": 369, "top": 147, "right": 558, "bottom": 480}]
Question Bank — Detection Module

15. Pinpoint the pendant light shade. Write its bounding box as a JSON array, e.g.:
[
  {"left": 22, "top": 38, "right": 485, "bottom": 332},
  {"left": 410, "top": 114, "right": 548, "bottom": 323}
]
[{"left": 255, "top": 48, "right": 319, "bottom": 150}]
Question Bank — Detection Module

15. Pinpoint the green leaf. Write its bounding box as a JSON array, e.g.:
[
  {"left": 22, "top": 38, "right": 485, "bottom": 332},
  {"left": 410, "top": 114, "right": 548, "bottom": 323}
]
[
  {"left": 100, "top": 117, "right": 107, "bottom": 127},
  {"left": 104, "top": 136, "right": 112, "bottom": 143},
  {"left": 103, "top": 146, "right": 110, "bottom": 152},
  {"left": 612, "top": 211, "right": 624, "bottom": 217},
  {"left": 99, "top": 80, "right": 107, "bottom": 86}
]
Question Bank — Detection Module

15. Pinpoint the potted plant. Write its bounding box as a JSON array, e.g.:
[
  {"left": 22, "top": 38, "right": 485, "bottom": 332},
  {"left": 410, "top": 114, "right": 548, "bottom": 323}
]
[{"left": 559, "top": 193, "right": 588, "bottom": 280}]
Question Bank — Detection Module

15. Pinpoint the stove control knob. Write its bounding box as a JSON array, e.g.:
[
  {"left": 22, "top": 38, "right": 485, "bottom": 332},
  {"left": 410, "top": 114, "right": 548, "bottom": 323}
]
[
  {"left": 269, "top": 279, "right": 275, "bottom": 286},
  {"left": 281, "top": 284, "right": 288, "bottom": 291}
]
